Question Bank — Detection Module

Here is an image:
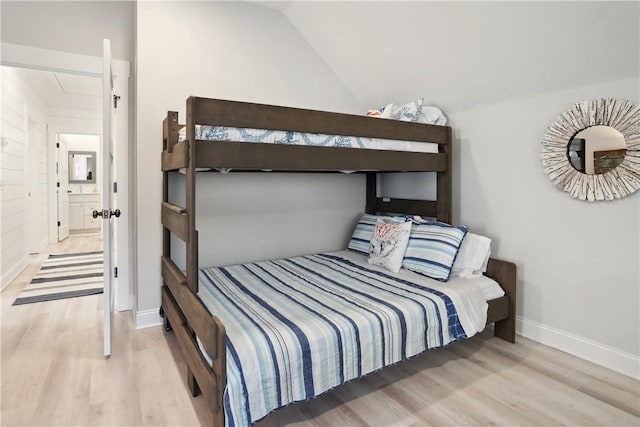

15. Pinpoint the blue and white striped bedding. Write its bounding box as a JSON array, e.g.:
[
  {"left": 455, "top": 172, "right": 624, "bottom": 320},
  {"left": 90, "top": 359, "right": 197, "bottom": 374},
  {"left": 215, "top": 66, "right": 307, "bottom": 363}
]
[
  {"left": 197, "top": 251, "right": 491, "bottom": 426},
  {"left": 179, "top": 125, "right": 440, "bottom": 153}
]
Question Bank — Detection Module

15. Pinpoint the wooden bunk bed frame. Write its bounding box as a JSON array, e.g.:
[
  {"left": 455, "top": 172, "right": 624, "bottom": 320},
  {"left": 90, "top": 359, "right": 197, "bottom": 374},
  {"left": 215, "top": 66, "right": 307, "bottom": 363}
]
[{"left": 160, "top": 97, "right": 517, "bottom": 426}]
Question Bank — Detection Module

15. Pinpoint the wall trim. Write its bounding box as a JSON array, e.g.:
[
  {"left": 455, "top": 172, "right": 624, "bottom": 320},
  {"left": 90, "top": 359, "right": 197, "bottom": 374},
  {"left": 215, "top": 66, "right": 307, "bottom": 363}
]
[
  {"left": 1, "top": 42, "right": 130, "bottom": 78},
  {"left": 1, "top": 256, "right": 27, "bottom": 291},
  {"left": 517, "top": 315, "right": 639, "bottom": 380},
  {"left": 135, "top": 308, "right": 163, "bottom": 330}
]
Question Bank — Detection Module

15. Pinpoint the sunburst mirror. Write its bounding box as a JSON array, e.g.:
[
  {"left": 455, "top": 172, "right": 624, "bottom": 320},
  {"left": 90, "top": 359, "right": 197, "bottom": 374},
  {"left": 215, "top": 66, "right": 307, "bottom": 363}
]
[{"left": 541, "top": 98, "right": 640, "bottom": 201}]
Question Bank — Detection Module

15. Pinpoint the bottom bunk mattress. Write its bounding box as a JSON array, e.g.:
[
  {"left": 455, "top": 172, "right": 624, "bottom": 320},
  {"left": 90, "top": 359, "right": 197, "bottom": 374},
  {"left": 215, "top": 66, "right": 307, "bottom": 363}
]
[{"left": 197, "top": 250, "right": 504, "bottom": 427}]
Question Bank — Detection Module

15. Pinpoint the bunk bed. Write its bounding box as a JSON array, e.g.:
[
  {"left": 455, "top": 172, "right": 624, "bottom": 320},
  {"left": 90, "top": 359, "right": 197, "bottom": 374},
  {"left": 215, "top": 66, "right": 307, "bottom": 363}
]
[{"left": 160, "top": 97, "right": 517, "bottom": 427}]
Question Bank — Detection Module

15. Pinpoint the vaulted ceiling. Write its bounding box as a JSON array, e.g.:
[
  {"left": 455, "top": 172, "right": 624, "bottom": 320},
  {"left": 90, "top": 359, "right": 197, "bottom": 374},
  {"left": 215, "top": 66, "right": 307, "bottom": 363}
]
[
  {"left": 5, "top": 2, "right": 637, "bottom": 115},
  {"left": 255, "top": 1, "right": 639, "bottom": 113}
]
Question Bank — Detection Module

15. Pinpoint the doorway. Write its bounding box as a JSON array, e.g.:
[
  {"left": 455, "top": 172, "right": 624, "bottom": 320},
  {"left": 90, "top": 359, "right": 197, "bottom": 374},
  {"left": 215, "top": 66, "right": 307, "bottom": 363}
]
[
  {"left": 58, "top": 133, "right": 102, "bottom": 241},
  {"left": 1, "top": 44, "right": 131, "bottom": 313},
  {"left": 2, "top": 66, "right": 105, "bottom": 304}
]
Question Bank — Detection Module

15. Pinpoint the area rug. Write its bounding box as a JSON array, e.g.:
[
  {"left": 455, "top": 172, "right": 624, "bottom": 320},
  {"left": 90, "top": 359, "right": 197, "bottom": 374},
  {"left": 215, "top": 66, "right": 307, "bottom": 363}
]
[{"left": 12, "top": 251, "right": 104, "bottom": 306}]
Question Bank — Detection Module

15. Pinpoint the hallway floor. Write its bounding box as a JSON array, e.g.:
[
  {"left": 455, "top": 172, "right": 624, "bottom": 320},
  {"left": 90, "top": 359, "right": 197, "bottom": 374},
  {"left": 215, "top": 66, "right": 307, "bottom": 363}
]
[{"left": 1, "top": 234, "right": 211, "bottom": 426}]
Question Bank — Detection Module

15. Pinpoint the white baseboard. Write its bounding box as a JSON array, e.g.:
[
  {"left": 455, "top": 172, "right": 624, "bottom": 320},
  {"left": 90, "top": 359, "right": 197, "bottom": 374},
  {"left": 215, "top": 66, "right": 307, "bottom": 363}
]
[
  {"left": 1, "top": 257, "right": 27, "bottom": 291},
  {"left": 516, "top": 316, "right": 639, "bottom": 380},
  {"left": 135, "top": 308, "right": 163, "bottom": 329},
  {"left": 38, "top": 238, "right": 49, "bottom": 254}
]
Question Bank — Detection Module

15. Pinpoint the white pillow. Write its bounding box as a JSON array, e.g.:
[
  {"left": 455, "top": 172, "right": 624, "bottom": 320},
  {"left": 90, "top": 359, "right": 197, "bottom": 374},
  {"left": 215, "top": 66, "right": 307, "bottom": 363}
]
[
  {"left": 389, "top": 99, "right": 423, "bottom": 122},
  {"left": 347, "top": 213, "right": 407, "bottom": 255},
  {"left": 379, "top": 102, "right": 396, "bottom": 119},
  {"left": 416, "top": 106, "right": 447, "bottom": 125},
  {"left": 451, "top": 232, "right": 492, "bottom": 279},
  {"left": 368, "top": 220, "right": 412, "bottom": 273}
]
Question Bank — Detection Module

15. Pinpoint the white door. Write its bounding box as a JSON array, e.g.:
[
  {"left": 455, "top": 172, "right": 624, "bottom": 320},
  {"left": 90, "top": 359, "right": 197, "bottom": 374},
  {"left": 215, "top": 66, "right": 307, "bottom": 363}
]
[
  {"left": 57, "top": 135, "right": 70, "bottom": 241},
  {"left": 101, "top": 39, "right": 115, "bottom": 357}
]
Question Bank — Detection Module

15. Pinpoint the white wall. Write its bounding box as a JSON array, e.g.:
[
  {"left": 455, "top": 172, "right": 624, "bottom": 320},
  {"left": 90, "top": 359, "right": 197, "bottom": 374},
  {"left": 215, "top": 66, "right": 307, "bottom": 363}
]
[
  {"left": 136, "top": 1, "right": 363, "bottom": 320},
  {"left": 1, "top": 1, "right": 134, "bottom": 63},
  {"left": 1, "top": 67, "right": 50, "bottom": 287},
  {"left": 169, "top": 173, "right": 365, "bottom": 271},
  {"left": 450, "top": 77, "right": 639, "bottom": 375}
]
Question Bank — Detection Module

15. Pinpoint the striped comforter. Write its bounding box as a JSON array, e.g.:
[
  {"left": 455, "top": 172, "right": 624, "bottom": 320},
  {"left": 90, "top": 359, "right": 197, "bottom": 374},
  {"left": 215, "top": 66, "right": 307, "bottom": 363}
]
[{"left": 198, "top": 253, "right": 482, "bottom": 426}]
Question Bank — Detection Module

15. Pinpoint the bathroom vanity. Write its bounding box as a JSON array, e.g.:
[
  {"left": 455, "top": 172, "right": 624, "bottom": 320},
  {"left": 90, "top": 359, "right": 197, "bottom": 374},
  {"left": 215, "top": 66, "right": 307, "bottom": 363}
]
[{"left": 69, "top": 193, "right": 101, "bottom": 232}]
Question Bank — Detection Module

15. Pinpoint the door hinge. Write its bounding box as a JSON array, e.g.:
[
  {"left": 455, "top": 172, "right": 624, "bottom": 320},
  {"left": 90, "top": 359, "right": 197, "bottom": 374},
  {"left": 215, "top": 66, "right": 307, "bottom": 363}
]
[
  {"left": 114, "top": 267, "right": 118, "bottom": 278},
  {"left": 57, "top": 182, "right": 60, "bottom": 188},
  {"left": 57, "top": 221, "right": 61, "bottom": 227},
  {"left": 113, "top": 182, "right": 117, "bottom": 193},
  {"left": 113, "top": 94, "right": 121, "bottom": 108},
  {"left": 56, "top": 142, "right": 59, "bottom": 148}
]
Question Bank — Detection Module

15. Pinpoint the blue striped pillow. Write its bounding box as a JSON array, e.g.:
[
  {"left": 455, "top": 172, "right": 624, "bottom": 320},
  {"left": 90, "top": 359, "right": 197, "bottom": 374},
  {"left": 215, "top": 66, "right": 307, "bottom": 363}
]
[
  {"left": 402, "top": 221, "right": 468, "bottom": 281},
  {"left": 347, "top": 213, "right": 406, "bottom": 254}
]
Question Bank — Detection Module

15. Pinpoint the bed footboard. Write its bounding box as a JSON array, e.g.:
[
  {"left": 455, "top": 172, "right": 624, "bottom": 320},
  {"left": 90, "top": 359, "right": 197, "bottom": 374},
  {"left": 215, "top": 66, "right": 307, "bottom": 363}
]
[{"left": 485, "top": 258, "right": 517, "bottom": 343}]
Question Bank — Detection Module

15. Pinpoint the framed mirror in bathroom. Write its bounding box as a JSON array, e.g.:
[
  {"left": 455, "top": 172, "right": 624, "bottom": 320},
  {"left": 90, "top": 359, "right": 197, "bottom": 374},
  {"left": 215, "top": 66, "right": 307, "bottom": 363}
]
[{"left": 68, "top": 151, "right": 97, "bottom": 183}]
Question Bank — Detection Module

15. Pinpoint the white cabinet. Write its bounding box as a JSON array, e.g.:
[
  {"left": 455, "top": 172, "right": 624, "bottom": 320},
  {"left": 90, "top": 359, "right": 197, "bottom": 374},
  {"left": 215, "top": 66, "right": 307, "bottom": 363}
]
[
  {"left": 69, "top": 202, "right": 85, "bottom": 230},
  {"left": 69, "top": 194, "right": 101, "bottom": 232}
]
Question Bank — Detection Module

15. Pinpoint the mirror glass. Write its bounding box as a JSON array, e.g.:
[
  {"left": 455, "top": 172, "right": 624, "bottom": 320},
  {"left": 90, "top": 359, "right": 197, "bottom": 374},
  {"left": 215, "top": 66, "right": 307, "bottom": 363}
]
[
  {"left": 69, "top": 151, "right": 96, "bottom": 183},
  {"left": 567, "top": 126, "right": 627, "bottom": 175}
]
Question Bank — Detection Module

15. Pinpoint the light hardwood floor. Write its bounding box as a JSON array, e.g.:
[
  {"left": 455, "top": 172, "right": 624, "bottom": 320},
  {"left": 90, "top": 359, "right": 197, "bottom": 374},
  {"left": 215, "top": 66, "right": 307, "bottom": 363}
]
[{"left": 2, "top": 237, "right": 639, "bottom": 426}]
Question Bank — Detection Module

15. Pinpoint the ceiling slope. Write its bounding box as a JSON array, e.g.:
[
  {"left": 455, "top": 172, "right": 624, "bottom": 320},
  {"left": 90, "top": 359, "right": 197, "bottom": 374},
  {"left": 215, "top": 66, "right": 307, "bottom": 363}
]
[{"left": 283, "top": 1, "right": 639, "bottom": 113}]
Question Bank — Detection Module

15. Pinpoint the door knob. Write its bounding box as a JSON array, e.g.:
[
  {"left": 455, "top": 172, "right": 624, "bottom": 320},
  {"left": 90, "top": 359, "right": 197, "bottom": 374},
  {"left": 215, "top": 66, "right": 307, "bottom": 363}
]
[{"left": 92, "top": 209, "right": 121, "bottom": 219}]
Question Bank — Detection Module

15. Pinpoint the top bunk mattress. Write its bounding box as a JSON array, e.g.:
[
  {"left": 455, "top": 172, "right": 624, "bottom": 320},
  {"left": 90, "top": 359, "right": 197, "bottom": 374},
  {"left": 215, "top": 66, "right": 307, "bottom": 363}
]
[{"left": 180, "top": 125, "right": 440, "bottom": 153}]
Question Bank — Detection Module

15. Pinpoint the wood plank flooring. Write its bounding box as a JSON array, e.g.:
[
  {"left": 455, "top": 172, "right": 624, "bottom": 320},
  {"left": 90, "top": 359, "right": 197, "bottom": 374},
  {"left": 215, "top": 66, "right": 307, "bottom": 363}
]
[{"left": 2, "top": 235, "right": 639, "bottom": 426}]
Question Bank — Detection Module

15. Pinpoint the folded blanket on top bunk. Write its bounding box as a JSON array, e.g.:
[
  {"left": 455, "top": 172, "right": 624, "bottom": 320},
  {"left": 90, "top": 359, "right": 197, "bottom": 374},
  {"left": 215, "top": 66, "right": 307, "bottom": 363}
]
[{"left": 197, "top": 250, "right": 502, "bottom": 427}]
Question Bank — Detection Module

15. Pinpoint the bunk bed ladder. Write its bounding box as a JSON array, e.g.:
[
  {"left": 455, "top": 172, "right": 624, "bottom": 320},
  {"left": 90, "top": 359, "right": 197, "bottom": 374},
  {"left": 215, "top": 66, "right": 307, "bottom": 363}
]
[
  {"left": 161, "top": 108, "right": 201, "bottom": 399},
  {"left": 161, "top": 107, "right": 226, "bottom": 427}
]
